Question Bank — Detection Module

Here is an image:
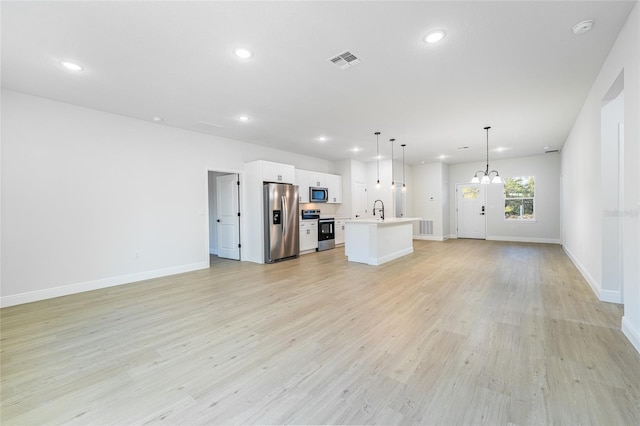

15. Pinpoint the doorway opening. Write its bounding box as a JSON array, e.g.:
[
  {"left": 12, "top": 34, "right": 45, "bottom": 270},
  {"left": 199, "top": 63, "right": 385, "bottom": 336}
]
[
  {"left": 207, "top": 170, "right": 242, "bottom": 265},
  {"left": 600, "top": 70, "right": 624, "bottom": 304}
]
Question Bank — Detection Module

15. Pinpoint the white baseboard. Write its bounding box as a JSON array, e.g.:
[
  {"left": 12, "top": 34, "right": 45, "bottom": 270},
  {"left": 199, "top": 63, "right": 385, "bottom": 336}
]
[
  {"left": 373, "top": 247, "right": 413, "bottom": 266},
  {"left": 622, "top": 316, "right": 640, "bottom": 355},
  {"left": 487, "top": 236, "right": 561, "bottom": 244},
  {"left": 563, "top": 246, "right": 622, "bottom": 304},
  {"left": 599, "top": 289, "right": 623, "bottom": 304},
  {"left": 0, "top": 261, "right": 210, "bottom": 308},
  {"left": 448, "top": 234, "right": 457, "bottom": 239},
  {"left": 413, "top": 235, "right": 447, "bottom": 241}
]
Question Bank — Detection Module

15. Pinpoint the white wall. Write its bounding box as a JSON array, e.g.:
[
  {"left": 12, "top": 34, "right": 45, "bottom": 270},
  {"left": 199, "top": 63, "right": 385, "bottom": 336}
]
[
  {"left": 412, "top": 162, "right": 448, "bottom": 240},
  {"left": 449, "top": 153, "right": 561, "bottom": 243},
  {"left": 366, "top": 160, "right": 394, "bottom": 219},
  {"left": 335, "top": 160, "right": 353, "bottom": 219},
  {"left": 365, "top": 159, "right": 413, "bottom": 220},
  {"left": 561, "top": 3, "right": 640, "bottom": 354},
  {"left": 1, "top": 90, "right": 332, "bottom": 306}
]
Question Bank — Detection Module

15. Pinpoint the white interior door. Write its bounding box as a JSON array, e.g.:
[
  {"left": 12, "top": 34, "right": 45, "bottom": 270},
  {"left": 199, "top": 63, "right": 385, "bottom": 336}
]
[
  {"left": 216, "top": 174, "right": 240, "bottom": 260},
  {"left": 456, "top": 183, "right": 486, "bottom": 239},
  {"left": 353, "top": 182, "right": 368, "bottom": 219}
]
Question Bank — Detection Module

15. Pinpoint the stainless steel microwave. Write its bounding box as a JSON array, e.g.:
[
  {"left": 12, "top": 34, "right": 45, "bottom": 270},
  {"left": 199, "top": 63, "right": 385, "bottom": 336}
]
[{"left": 309, "top": 187, "right": 328, "bottom": 203}]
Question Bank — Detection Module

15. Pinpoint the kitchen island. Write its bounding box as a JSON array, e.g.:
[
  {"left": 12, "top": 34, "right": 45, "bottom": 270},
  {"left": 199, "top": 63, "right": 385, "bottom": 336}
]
[{"left": 344, "top": 218, "right": 420, "bottom": 266}]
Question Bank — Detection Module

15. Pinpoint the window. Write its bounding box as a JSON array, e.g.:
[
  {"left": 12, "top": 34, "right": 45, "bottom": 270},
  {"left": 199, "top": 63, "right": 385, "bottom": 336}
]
[
  {"left": 504, "top": 176, "right": 535, "bottom": 220},
  {"left": 462, "top": 186, "right": 479, "bottom": 199}
]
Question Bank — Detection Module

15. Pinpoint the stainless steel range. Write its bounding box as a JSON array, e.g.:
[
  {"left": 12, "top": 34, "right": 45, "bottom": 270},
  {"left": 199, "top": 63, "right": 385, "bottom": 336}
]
[
  {"left": 317, "top": 217, "right": 335, "bottom": 251},
  {"left": 301, "top": 209, "right": 335, "bottom": 252}
]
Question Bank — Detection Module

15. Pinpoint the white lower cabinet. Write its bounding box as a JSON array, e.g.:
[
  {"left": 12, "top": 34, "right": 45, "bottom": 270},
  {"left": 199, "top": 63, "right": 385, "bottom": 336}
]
[
  {"left": 335, "top": 219, "right": 346, "bottom": 245},
  {"left": 300, "top": 220, "right": 318, "bottom": 252}
]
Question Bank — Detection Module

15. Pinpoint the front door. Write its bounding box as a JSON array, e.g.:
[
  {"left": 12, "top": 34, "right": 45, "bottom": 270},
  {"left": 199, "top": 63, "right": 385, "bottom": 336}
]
[
  {"left": 216, "top": 174, "right": 240, "bottom": 260},
  {"left": 456, "top": 183, "right": 486, "bottom": 239}
]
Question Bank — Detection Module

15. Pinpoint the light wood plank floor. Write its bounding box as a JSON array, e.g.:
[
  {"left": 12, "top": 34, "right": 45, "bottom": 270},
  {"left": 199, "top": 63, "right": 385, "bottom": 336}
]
[{"left": 2, "top": 240, "right": 640, "bottom": 425}]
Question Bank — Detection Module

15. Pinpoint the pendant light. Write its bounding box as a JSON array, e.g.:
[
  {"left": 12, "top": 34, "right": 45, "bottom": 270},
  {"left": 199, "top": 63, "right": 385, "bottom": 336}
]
[
  {"left": 401, "top": 144, "right": 407, "bottom": 192},
  {"left": 390, "top": 138, "right": 396, "bottom": 191},
  {"left": 375, "top": 132, "right": 381, "bottom": 188},
  {"left": 471, "top": 126, "right": 502, "bottom": 184}
]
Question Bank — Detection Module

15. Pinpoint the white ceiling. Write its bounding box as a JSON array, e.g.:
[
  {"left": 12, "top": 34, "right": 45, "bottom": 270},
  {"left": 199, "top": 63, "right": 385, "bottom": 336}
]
[{"left": 1, "top": 1, "right": 635, "bottom": 165}]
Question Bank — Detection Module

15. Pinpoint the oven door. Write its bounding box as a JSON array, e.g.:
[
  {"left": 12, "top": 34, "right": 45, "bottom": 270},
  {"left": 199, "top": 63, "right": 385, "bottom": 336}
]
[{"left": 317, "top": 219, "right": 335, "bottom": 251}]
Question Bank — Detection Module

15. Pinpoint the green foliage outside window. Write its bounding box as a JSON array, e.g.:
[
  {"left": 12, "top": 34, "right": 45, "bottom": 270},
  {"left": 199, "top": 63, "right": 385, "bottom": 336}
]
[{"left": 504, "top": 176, "right": 535, "bottom": 220}]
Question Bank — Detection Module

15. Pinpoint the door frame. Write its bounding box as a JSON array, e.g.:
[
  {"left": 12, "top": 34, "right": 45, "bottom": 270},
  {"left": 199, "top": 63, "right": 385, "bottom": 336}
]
[
  {"left": 207, "top": 168, "right": 244, "bottom": 265},
  {"left": 455, "top": 182, "right": 487, "bottom": 239}
]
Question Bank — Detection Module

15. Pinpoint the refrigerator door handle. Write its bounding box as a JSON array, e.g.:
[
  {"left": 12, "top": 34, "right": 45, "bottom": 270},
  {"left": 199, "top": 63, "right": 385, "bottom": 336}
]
[{"left": 281, "top": 196, "right": 287, "bottom": 236}]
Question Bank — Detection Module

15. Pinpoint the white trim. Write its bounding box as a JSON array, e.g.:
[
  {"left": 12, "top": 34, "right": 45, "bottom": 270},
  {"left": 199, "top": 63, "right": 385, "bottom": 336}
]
[
  {"left": 0, "top": 261, "right": 209, "bottom": 308},
  {"left": 487, "top": 236, "right": 561, "bottom": 244},
  {"left": 563, "top": 245, "right": 622, "bottom": 304},
  {"left": 622, "top": 316, "right": 640, "bottom": 355},
  {"left": 599, "top": 289, "right": 623, "bottom": 304},
  {"left": 413, "top": 235, "right": 448, "bottom": 242},
  {"left": 448, "top": 234, "right": 458, "bottom": 239},
  {"left": 370, "top": 247, "right": 413, "bottom": 266}
]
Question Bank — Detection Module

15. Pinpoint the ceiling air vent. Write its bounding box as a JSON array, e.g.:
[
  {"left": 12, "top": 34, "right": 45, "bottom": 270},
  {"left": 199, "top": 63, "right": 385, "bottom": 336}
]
[
  {"left": 545, "top": 149, "right": 560, "bottom": 153},
  {"left": 328, "top": 50, "right": 360, "bottom": 70}
]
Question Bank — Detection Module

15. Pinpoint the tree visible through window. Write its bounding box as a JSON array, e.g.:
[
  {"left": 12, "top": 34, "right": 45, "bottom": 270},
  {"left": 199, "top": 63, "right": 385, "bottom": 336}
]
[{"left": 504, "top": 176, "right": 535, "bottom": 220}]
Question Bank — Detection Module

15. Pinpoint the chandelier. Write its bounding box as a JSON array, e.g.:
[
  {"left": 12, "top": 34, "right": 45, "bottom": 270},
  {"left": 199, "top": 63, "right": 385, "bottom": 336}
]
[{"left": 471, "top": 126, "right": 502, "bottom": 184}]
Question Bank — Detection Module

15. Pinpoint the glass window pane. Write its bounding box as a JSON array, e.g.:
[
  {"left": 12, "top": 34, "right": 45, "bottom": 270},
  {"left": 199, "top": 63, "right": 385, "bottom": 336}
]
[
  {"left": 505, "top": 198, "right": 534, "bottom": 219},
  {"left": 462, "top": 187, "right": 479, "bottom": 199},
  {"left": 504, "top": 176, "right": 534, "bottom": 198}
]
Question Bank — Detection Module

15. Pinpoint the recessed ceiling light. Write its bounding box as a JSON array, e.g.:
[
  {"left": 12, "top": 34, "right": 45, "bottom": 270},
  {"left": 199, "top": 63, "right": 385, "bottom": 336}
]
[
  {"left": 61, "top": 61, "right": 83, "bottom": 71},
  {"left": 573, "top": 20, "right": 594, "bottom": 35},
  {"left": 544, "top": 146, "right": 551, "bottom": 150},
  {"left": 233, "top": 48, "right": 253, "bottom": 59},
  {"left": 349, "top": 147, "right": 362, "bottom": 153},
  {"left": 318, "top": 136, "right": 327, "bottom": 142},
  {"left": 437, "top": 154, "right": 449, "bottom": 160},
  {"left": 152, "top": 116, "right": 163, "bottom": 123},
  {"left": 424, "top": 30, "right": 446, "bottom": 44},
  {"left": 238, "top": 115, "right": 250, "bottom": 122}
]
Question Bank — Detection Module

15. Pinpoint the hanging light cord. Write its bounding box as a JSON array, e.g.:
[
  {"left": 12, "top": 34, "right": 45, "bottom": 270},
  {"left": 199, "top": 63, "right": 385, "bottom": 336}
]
[
  {"left": 401, "top": 144, "right": 406, "bottom": 188},
  {"left": 485, "top": 126, "right": 490, "bottom": 175},
  {"left": 375, "top": 132, "right": 380, "bottom": 185},
  {"left": 390, "top": 139, "right": 395, "bottom": 186}
]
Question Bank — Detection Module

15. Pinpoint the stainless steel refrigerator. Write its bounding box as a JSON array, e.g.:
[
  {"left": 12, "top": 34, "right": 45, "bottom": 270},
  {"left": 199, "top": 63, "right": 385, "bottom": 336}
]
[{"left": 264, "top": 183, "right": 300, "bottom": 263}]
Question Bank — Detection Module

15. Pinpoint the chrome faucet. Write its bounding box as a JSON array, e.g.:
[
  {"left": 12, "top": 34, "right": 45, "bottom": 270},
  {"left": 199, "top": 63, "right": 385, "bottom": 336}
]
[{"left": 372, "top": 199, "right": 385, "bottom": 220}]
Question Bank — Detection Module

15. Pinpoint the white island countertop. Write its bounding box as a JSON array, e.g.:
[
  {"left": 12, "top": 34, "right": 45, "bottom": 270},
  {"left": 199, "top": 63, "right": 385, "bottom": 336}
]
[
  {"left": 344, "top": 217, "right": 421, "bottom": 265},
  {"left": 346, "top": 217, "right": 420, "bottom": 225}
]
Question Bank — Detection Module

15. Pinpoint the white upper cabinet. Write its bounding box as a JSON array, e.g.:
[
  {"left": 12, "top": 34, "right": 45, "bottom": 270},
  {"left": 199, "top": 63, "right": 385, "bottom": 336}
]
[
  {"left": 260, "top": 160, "right": 295, "bottom": 184},
  {"left": 308, "top": 172, "right": 326, "bottom": 188},
  {"left": 295, "top": 169, "right": 343, "bottom": 204},
  {"left": 327, "top": 174, "right": 342, "bottom": 204},
  {"left": 295, "top": 170, "right": 310, "bottom": 203}
]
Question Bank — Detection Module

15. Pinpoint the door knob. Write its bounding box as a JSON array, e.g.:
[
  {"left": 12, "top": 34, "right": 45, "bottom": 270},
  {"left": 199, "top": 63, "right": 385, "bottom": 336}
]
[{"left": 217, "top": 219, "right": 221, "bottom": 222}]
